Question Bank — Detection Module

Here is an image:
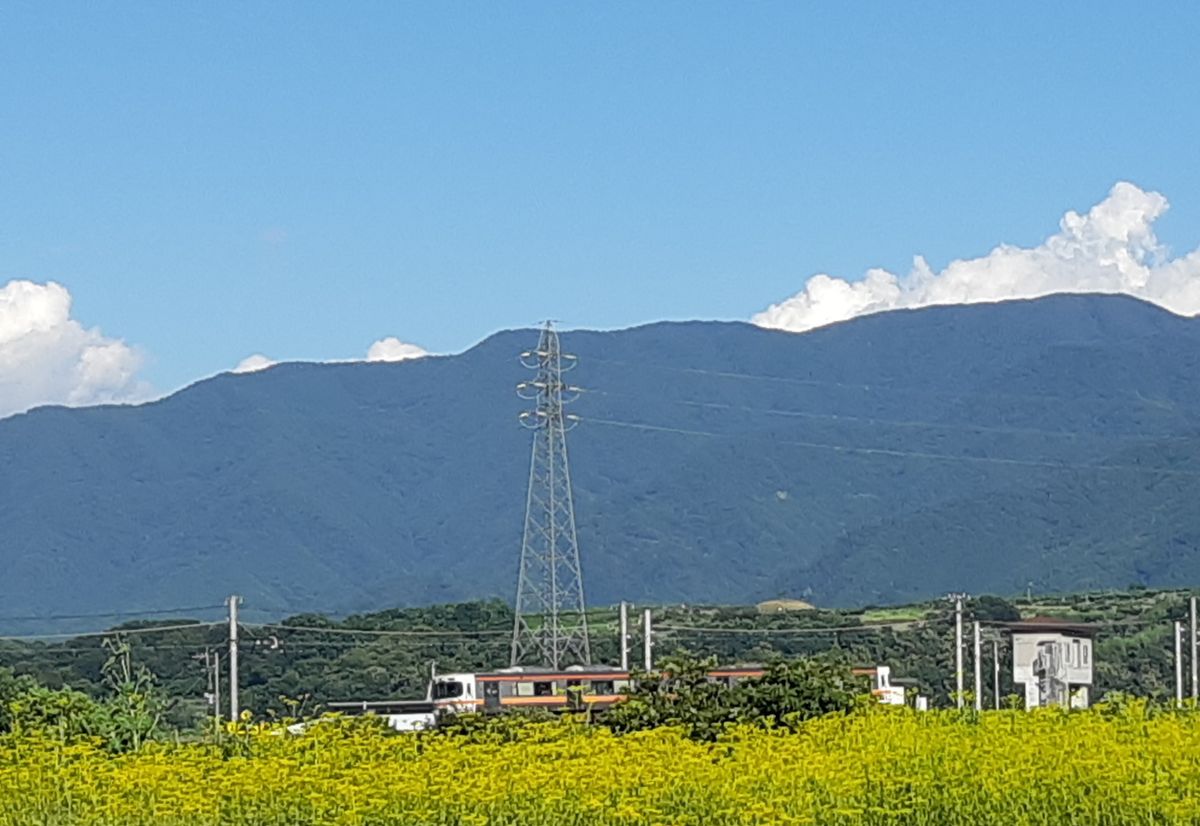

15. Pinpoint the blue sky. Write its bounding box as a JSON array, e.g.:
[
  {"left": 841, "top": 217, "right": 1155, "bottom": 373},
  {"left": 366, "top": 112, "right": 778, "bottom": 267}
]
[{"left": 1, "top": 3, "right": 1198, "bottom": 400}]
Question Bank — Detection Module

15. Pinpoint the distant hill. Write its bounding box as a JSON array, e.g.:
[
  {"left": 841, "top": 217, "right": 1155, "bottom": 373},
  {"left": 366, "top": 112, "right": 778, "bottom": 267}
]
[{"left": 3, "top": 293, "right": 1200, "bottom": 630}]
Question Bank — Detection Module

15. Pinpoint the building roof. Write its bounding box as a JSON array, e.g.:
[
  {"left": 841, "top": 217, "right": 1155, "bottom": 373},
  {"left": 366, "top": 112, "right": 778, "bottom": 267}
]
[{"left": 1004, "top": 617, "right": 1097, "bottom": 637}]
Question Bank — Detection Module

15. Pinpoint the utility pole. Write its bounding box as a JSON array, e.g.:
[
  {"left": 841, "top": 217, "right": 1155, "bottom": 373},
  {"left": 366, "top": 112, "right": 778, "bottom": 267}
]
[
  {"left": 511, "top": 322, "right": 591, "bottom": 669},
  {"left": 213, "top": 650, "right": 222, "bottom": 732},
  {"left": 642, "top": 607, "right": 653, "bottom": 672},
  {"left": 992, "top": 640, "right": 1000, "bottom": 711},
  {"left": 228, "top": 595, "right": 241, "bottom": 722},
  {"left": 619, "top": 602, "right": 629, "bottom": 671},
  {"left": 1175, "top": 620, "right": 1184, "bottom": 708},
  {"left": 192, "top": 650, "right": 220, "bottom": 736},
  {"left": 1191, "top": 596, "right": 1197, "bottom": 702},
  {"left": 973, "top": 621, "right": 982, "bottom": 711},
  {"left": 947, "top": 594, "right": 966, "bottom": 709}
]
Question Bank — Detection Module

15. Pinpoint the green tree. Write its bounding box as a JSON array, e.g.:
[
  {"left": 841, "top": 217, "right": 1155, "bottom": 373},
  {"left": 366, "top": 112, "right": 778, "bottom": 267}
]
[
  {"left": 4, "top": 682, "right": 107, "bottom": 740},
  {"left": 607, "top": 653, "right": 863, "bottom": 740},
  {"left": 970, "top": 596, "right": 1021, "bottom": 623},
  {"left": 735, "top": 657, "right": 863, "bottom": 726}
]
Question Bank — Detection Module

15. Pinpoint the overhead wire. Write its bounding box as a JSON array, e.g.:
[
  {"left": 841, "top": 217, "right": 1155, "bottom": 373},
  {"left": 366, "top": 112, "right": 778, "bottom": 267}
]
[
  {"left": 657, "top": 621, "right": 920, "bottom": 635},
  {"left": 581, "top": 387, "right": 1187, "bottom": 444},
  {"left": 582, "top": 355, "right": 1188, "bottom": 408},
  {"left": 244, "top": 622, "right": 512, "bottom": 638},
  {"left": 581, "top": 416, "right": 1200, "bottom": 477},
  {"left": 0, "top": 604, "right": 228, "bottom": 623},
  {"left": 0, "top": 621, "right": 225, "bottom": 642}
]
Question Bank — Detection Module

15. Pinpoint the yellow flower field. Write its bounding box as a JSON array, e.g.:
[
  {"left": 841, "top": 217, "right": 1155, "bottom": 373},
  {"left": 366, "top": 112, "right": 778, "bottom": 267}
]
[{"left": 1, "top": 706, "right": 1198, "bottom": 825}]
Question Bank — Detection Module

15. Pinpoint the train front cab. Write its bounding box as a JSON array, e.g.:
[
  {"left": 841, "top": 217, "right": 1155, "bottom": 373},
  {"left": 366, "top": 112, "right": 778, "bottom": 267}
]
[{"left": 431, "top": 672, "right": 480, "bottom": 715}]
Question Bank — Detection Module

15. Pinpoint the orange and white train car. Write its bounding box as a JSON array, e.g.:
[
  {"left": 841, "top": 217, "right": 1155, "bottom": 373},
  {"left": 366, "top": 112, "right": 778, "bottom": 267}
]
[{"left": 427, "top": 663, "right": 905, "bottom": 716}]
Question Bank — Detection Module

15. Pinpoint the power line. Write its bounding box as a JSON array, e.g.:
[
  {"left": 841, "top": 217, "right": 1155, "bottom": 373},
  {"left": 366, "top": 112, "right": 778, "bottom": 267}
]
[
  {"left": 582, "top": 387, "right": 1187, "bottom": 444},
  {"left": 656, "top": 621, "right": 920, "bottom": 635},
  {"left": 0, "top": 621, "right": 224, "bottom": 642},
  {"left": 0, "top": 604, "right": 227, "bottom": 623},
  {"left": 584, "top": 416, "right": 1200, "bottom": 478},
  {"left": 584, "top": 355, "right": 1192, "bottom": 408},
  {"left": 245, "top": 622, "right": 511, "bottom": 638}
]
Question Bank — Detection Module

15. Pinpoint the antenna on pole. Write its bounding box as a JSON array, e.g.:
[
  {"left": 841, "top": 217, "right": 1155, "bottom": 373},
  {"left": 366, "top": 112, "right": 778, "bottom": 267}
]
[{"left": 510, "top": 321, "right": 591, "bottom": 669}]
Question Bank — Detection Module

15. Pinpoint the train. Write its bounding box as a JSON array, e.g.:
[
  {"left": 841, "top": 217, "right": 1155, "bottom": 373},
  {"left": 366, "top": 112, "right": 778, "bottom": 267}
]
[{"left": 327, "top": 663, "right": 906, "bottom": 731}]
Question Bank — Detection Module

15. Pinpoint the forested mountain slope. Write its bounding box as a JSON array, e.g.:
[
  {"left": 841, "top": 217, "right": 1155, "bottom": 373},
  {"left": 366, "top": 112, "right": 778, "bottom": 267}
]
[{"left": 3, "top": 294, "right": 1200, "bottom": 630}]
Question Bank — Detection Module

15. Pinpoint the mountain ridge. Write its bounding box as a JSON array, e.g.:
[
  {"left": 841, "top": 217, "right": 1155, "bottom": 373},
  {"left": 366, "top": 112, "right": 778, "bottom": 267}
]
[{"left": 3, "top": 293, "right": 1200, "bottom": 631}]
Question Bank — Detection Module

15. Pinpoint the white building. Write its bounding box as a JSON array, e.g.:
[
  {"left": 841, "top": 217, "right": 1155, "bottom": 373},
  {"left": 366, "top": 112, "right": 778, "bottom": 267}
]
[{"left": 1008, "top": 618, "right": 1095, "bottom": 709}]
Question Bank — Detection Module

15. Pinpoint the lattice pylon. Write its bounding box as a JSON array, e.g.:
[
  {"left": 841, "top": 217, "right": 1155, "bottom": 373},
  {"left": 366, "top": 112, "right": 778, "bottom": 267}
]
[{"left": 510, "top": 322, "right": 591, "bottom": 669}]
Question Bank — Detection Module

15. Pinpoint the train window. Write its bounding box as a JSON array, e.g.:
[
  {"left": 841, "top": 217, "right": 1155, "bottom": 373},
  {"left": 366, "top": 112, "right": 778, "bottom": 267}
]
[
  {"left": 592, "top": 680, "right": 615, "bottom": 695},
  {"left": 613, "top": 680, "right": 630, "bottom": 693},
  {"left": 566, "top": 679, "right": 582, "bottom": 688},
  {"left": 433, "top": 681, "right": 463, "bottom": 700},
  {"left": 533, "top": 681, "right": 554, "bottom": 696},
  {"left": 514, "top": 682, "right": 533, "bottom": 697}
]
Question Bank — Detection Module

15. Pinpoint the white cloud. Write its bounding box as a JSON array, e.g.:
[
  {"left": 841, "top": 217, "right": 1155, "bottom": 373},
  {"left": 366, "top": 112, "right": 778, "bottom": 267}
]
[
  {"left": 232, "top": 354, "right": 276, "bottom": 373},
  {"left": 366, "top": 337, "right": 429, "bottom": 363},
  {"left": 752, "top": 182, "right": 1200, "bottom": 333},
  {"left": 0, "top": 280, "right": 148, "bottom": 417},
  {"left": 228, "top": 338, "right": 428, "bottom": 375}
]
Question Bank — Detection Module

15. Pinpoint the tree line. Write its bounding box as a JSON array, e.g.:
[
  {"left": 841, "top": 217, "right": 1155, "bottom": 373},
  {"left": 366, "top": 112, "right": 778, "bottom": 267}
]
[{"left": 0, "top": 586, "right": 1191, "bottom": 740}]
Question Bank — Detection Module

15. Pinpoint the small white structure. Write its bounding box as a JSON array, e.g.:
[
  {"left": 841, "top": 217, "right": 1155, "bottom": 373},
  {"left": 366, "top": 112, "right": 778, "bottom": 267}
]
[
  {"left": 323, "top": 700, "right": 438, "bottom": 731},
  {"left": 870, "top": 665, "right": 906, "bottom": 706},
  {"left": 1008, "top": 619, "right": 1095, "bottom": 709}
]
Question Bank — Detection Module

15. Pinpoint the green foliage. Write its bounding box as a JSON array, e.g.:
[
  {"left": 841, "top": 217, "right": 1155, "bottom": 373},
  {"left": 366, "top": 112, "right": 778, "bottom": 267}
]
[
  {"left": 0, "top": 667, "right": 33, "bottom": 732},
  {"left": 606, "top": 653, "right": 862, "bottom": 739},
  {"left": 434, "top": 708, "right": 561, "bottom": 743},
  {"left": 98, "top": 637, "right": 167, "bottom": 751},
  {"left": 4, "top": 682, "right": 107, "bottom": 741},
  {"left": 0, "top": 641, "right": 168, "bottom": 752},
  {"left": 0, "top": 586, "right": 1195, "bottom": 731},
  {"left": 736, "top": 657, "right": 864, "bottom": 723},
  {"left": 969, "top": 595, "right": 1021, "bottom": 622}
]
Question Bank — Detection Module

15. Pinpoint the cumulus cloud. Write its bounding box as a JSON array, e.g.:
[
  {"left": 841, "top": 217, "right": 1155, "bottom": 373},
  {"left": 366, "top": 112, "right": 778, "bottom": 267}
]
[
  {"left": 752, "top": 182, "right": 1200, "bottom": 333},
  {"left": 0, "top": 280, "right": 148, "bottom": 417},
  {"left": 366, "top": 337, "right": 429, "bottom": 363},
  {"left": 232, "top": 354, "right": 276, "bottom": 373}
]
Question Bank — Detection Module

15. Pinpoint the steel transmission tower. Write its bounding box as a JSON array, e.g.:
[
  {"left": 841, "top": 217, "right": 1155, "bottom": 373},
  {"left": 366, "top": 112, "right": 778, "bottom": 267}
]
[{"left": 510, "top": 322, "right": 592, "bottom": 668}]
